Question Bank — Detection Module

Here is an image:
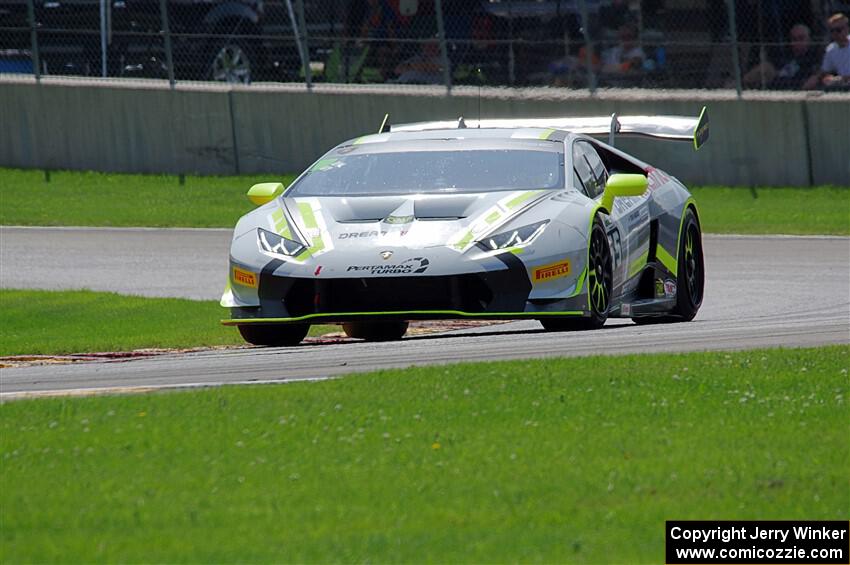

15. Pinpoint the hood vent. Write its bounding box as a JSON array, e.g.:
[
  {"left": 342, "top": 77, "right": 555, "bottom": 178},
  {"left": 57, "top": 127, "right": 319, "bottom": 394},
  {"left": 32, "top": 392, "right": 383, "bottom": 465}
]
[{"left": 314, "top": 194, "right": 483, "bottom": 223}]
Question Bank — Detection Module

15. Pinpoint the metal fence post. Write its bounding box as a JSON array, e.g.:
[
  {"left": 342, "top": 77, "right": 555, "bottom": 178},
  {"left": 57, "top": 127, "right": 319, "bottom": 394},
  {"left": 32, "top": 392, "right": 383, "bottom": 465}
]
[
  {"left": 295, "top": 0, "right": 312, "bottom": 89},
  {"left": 579, "top": 0, "right": 597, "bottom": 94},
  {"left": 26, "top": 0, "right": 41, "bottom": 81},
  {"left": 159, "top": 0, "right": 175, "bottom": 88},
  {"left": 726, "top": 0, "right": 742, "bottom": 98},
  {"left": 99, "top": 0, "right": 108, "bottom": 77},
  {"left": 508, "top": 0, "right": 515, "bottom": 85},
  {"left": 434, "top": 0, "right": 452, "bottom": 92}
]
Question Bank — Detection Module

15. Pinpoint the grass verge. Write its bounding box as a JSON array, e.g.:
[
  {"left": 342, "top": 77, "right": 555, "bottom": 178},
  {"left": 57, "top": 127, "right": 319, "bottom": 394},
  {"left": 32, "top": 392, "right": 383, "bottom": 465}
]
[
  {"left": 0, "top": 289, "right": 333, "bottom": 356},
  {"left": 1, "top": 346, "right": 847, "bottom": 562},
  {"left": 689, "top": 186, "right": 850, "bottom": 235},
  {"left": 0, "top": 168, "right": 295, "bottom": 228},
  {"left": 1, "top": 168, "right": 848, "bottom": 234}
]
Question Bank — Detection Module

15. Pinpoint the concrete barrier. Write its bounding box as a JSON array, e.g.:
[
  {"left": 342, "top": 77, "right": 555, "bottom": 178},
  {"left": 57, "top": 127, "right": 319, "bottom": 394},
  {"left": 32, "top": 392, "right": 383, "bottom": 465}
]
[{"left": 1, "top": 77, "right": 848, "bottom": 186}]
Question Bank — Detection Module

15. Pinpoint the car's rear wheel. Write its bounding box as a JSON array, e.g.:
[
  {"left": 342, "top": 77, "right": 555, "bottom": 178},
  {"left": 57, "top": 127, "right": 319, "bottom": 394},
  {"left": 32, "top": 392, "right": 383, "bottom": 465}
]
[
  {"left": 676, "top": 209, "right": 705, "bottom": 319},
  {"left": 342, "top": 321, "right": 409, "bottom": 341},
  {"left": 237, "top": 324, "right": 309, "bottom": 346},
  {"left": 633, "top": 207, "right": 704, "bottom": 324},
  {"left": 540, "top": 217, "right": 611, "bottom": 331}
]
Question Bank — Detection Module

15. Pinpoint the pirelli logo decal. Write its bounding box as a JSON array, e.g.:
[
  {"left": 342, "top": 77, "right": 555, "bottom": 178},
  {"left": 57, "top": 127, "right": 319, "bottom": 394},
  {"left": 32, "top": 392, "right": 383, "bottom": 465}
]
[
  {"left": 533, "top": 260, "right": 571, "bottom": 282},
  {"left": 233, "top": 268, "right": 258, "bottom": 288}
]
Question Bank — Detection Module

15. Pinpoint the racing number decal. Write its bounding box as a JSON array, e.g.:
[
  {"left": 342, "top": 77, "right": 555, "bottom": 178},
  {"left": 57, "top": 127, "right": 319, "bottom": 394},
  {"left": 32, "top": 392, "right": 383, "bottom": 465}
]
[{"left": 607, "top": 228, "right": 622, "bottom": 270}]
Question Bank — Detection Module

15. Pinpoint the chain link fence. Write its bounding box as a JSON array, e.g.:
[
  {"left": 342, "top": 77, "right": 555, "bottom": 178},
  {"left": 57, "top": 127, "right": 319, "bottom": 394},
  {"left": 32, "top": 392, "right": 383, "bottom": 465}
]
[{"left": 2, "top": 0, "right": 848, "bottom": 92}]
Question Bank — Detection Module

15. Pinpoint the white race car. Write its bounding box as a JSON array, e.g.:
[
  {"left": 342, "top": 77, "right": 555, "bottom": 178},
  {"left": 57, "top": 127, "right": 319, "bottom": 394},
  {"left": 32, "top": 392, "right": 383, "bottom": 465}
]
[{"left": 221, "top": 109, "right": 709, "bottom": 345}]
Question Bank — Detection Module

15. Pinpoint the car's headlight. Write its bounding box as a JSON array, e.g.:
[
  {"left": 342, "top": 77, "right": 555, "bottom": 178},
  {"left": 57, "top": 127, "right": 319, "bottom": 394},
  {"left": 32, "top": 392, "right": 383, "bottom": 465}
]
[
  {"left": 257, "top": 228, "right": 306, "bottom": 257},
  {"left": 478, "top": 220, "right": 549, "bottom": 251}
]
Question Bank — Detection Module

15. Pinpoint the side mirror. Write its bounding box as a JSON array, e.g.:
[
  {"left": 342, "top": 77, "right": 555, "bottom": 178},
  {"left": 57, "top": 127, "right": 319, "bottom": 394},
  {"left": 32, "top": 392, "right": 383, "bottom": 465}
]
[
  {"left": 600, "top": 173, "right": 648, "bottom": 212},
  {"left": 247, "top": 182, "right": 285, "bottom": 206}
]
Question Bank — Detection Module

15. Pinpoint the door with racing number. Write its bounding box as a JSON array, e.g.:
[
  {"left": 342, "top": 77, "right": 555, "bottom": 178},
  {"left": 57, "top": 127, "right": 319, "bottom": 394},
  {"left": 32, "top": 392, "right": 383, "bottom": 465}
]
[{"left": 572, "top": 140, "right": 651, "bottom": 298}]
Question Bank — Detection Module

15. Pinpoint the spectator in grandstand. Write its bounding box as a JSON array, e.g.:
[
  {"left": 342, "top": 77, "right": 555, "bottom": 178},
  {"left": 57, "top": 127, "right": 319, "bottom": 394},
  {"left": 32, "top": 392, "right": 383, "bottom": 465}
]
[
  {"left": 393, "top": 40, "right": 443, "bottom": 84},
  {"left": 358, "top": 0, "right": 399, "bottom": 81},
  {"left": 600, "top": 22, "right": 645, "bottom": 75},
  {"left": 804, "top": 13, "right": 850, "bottom": 89},
  {"left": 740, "top": 24, "right": 820, "bottom": 89}
]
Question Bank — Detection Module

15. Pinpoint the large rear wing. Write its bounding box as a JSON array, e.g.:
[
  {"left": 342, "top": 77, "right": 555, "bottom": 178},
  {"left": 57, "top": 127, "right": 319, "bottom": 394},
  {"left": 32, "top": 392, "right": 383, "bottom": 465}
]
[{"left": 388, "top": 106, "right": 710, "bottom": 150}]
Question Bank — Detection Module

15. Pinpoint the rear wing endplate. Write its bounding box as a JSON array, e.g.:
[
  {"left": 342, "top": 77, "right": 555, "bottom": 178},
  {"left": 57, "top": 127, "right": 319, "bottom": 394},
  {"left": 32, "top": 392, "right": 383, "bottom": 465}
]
[{"left": 389, "top": 106, "right": 710, "bottom": 150}]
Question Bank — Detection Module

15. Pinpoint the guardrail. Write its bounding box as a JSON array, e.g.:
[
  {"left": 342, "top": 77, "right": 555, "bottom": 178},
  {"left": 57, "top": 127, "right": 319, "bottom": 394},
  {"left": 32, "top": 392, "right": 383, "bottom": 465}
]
[{"left": 2, "top": 77, "right": 848, "bottom": 186}]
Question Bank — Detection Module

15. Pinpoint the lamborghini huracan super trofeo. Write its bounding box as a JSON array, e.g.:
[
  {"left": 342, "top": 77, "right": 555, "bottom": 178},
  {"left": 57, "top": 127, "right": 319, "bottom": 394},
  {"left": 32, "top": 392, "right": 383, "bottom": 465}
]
[{"left": 221, "top": 109, "right": 709, "bottom": 345}]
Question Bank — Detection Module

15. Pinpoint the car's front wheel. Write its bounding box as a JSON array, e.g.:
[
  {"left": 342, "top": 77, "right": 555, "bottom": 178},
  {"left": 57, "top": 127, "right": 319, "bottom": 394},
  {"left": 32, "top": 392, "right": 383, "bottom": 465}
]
[
  {"left": 237, "top": 324, "right": 309, "bottom": 346},
  {"left": 540, "top": 217, "right": 612, "bottom": 331},
  {"left": 342, "top": 321, "right": 409, "bottom": 341}
]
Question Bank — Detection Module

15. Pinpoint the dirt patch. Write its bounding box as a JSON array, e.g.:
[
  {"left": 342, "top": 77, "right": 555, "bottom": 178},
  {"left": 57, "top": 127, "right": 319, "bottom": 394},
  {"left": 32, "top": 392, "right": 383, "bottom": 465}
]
[{"left": 0, "top": 320, "right": 505, "bottom": 368}]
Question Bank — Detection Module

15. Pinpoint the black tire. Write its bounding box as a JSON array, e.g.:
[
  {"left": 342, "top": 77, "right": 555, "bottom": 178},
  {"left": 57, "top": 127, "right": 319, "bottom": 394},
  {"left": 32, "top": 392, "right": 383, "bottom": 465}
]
[
  {"left": 342, "top": 321, "right": 409, "bottom": 341},
  {"left": 633, "top": 207, "right": 704, "bottom": 324},
  {"left": 672, "top": 208, "right": 705, "bottom": 320},
  {"left": 540, "top": 217, "right": 612, "bottom": 332},
  {"left": 237, "top": 324, "right": 309, "bottom": 346}
]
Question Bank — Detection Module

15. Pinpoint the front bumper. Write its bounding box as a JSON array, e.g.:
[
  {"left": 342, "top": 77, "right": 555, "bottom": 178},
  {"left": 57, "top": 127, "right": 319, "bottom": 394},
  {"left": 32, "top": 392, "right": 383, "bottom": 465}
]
[{"left": 222, "top": 253, "right": 589, "bottom": 325}]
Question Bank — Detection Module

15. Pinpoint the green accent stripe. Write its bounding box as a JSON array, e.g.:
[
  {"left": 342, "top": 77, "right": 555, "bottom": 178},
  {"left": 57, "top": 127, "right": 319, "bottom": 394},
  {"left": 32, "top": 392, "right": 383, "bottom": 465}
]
[
  {"left": 454, "top": 230, "right": 474, "bottom": 250},
  {"left": 657, "top": 245, "right": 677, "bottom": 274},
  {"left": 505, "top": 190, "right": 541, "bottom": 210},
  {"left": 272, "top": 208, "right": 292, "bottom": 238},
  {"left": 660, "top": 196, "right": 699, "bottom": 275},
  {"left": 310, "top": 158, "right": 339, "bottom": 171},
  {"left": 586, "top": 203, "right": 603, "bottom": 311},
  {"left": 223, "top": 310, "right": 585, "bottom": 325},
  {"left": 628, "top": 250, "right": 649, "bottom": 278},
  {"left": 485, "top": 211, "right": 501, "bottom": 224},
  {"left": 538, "top": 128, "right": 556, "bottom": 140},
  {"left": 298, "top": 202, "right": 318, "bottom": 229},
  {"left": 568, "top": 266, "right": 587, "bottom": 297}
]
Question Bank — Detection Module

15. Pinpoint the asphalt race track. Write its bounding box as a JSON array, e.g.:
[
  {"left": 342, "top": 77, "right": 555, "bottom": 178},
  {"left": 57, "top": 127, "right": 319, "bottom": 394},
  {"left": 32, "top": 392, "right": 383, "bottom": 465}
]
[{"left": 1, "top": 227, "right": 848, "bottom": 397}]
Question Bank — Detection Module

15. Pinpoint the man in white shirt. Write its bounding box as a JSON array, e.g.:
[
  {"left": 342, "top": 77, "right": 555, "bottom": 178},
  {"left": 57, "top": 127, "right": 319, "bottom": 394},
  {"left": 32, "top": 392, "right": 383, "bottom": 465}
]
[
  {"left": 601, "top": 22, "right": 646, "bottom": 74},
  {"left": 805, "top": 13, "right": 850, "bottom": 89}
]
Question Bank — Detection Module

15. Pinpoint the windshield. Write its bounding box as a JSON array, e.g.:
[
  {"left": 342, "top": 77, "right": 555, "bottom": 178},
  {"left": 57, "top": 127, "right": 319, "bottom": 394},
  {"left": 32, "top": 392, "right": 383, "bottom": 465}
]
[{"left": 288, "top": 144, "right": 564, "bottom": 196}]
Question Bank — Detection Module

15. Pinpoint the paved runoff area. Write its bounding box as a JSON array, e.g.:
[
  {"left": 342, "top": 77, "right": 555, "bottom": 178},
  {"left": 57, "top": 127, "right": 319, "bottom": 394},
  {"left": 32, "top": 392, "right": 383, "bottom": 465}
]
[{"left": 1, "top": 227, "right": 848, "bottom": 396}]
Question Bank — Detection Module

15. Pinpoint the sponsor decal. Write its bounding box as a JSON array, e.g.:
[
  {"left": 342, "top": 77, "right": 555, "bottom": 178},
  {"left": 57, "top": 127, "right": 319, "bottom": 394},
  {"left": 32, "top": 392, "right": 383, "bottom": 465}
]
[
  {"left": 337, "top": 230, "right": 409, "bottom": 240},
  {"left": 533, "top": 260, "right": 571, "bottom": 282},
  {"left": 664, "top": 279, "right": 677, "bottom": 298},
  {"left": 655, "top": 278, "right": 665, "bottom": 298},
  {"left": 384, "top": 214, "right": 414, "bottom": 225},
  {"left": 608, "top": 228, "right": 622, "bottom": 270},
  {"left": 612, "top": 196, "right": 640, "bottom": 216},
  {"left": 346, "top": 257, "right": 429, "bottom": 275},
  {"left": 339, "top": 231, "right": 379, "bottom": 240},
  {"left": 625, "top": 206, "right": 650, "bottom": 229},
  {"left": 314, "top": 266, "right": 322, "bottom": 276},
  {"left": 380, "top": 250, "right": 393, "bottom": 260},
  {"left": 646, "top": 168, "right": 672, "bottom": 192},
  {"left": 621, "top": 303, "right": 632, "bottom": 316},
  {"left": 233, "top": 268, "right": 257, "bottom": 288}
]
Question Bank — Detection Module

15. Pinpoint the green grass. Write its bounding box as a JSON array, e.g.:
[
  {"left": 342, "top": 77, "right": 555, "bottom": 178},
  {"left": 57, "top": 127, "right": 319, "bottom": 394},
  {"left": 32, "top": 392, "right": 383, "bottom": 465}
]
[
  {"left": 1, "top": 168, "right": 848, "bottom": 234},
  {"left": 0, "top": 168, "right": 295, "bottom": 228},
  {"left": 1, "top": 346, "right": 847, "bottom": 563},
  {"left": 0, "top": 289, "right": 333, "bottom": 356},
  {"left": 690, "top": 186, "right": 850, "bottom": 235}
]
